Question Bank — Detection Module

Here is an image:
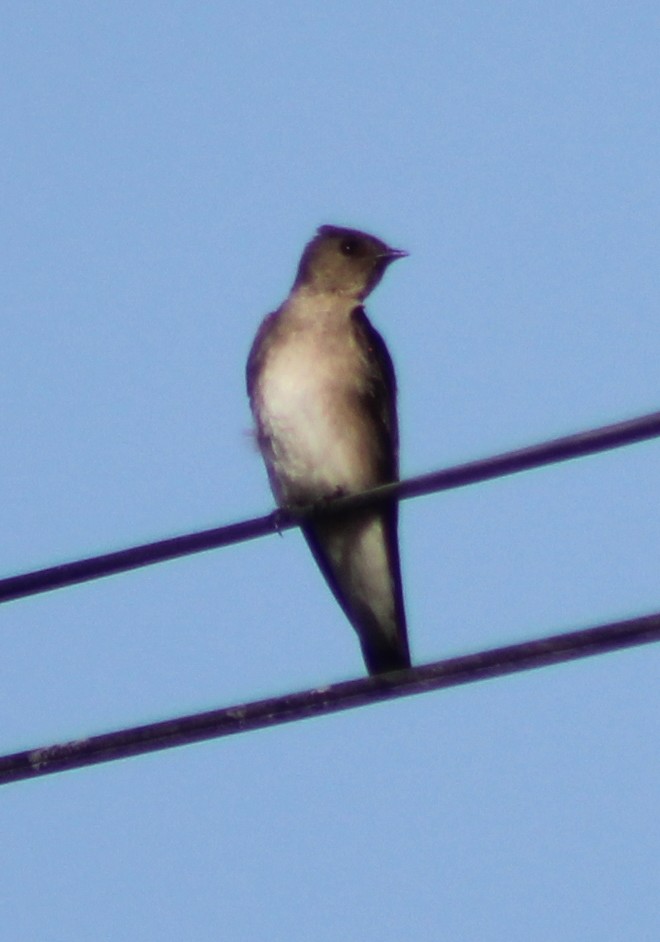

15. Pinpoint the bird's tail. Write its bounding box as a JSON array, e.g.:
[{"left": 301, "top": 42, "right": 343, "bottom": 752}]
[{"left": 302, "top": 507, "right": 410, "bottom": 676}]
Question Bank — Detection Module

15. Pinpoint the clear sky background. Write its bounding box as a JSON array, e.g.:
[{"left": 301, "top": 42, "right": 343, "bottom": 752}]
[{"left": 2, "top": 4, "right": 660, "bottom": 939}]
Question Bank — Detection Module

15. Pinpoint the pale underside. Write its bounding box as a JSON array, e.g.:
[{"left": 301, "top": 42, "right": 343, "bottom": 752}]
[
  {"left": 254, "top": 312, "right": 400, "bottom": 653},
  {"left": 256, "top": 320, "right": 381, "bottom": 502}
]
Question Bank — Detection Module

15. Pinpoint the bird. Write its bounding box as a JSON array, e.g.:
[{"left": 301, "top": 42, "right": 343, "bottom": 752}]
[{"left": 246, "top": 224, "right": 410, "bottom": 675}]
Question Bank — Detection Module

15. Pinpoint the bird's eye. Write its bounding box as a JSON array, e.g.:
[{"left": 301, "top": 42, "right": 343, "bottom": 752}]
[{"left": 340, "top": 238, "right": 359, "bottom": 256}]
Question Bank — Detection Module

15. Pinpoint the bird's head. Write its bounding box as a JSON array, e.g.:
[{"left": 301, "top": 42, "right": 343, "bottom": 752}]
[{"left": 293, "top": 225, "right": 407, "bottom": 300}]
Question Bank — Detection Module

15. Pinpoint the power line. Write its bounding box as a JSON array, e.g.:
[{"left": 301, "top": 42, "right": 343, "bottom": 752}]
[
  {"left": 1, "top": 408, "right": 660, "bottom": 607},
  {"left": 1, "top": 609, "right": 659, "bottom": 786}
]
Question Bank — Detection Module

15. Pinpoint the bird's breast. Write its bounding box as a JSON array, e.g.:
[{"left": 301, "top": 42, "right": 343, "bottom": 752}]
[{"left": 255, "top": 327, "right": 378, "bottom": 504}]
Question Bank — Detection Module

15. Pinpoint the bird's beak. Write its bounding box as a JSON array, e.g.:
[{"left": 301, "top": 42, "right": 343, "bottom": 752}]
[{"left": 381, "top": 247, "right": 409, "bottom": 262}]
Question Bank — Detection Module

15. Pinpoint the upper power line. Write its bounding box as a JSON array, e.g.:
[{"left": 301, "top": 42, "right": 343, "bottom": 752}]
[{"left": 1, "top": 408, "right": 660, "bottom": 607}]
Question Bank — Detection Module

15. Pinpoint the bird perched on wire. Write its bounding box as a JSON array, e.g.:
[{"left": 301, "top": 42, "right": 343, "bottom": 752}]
[{"left": 247, "top": 224, "right": 410, "bottom": 675}]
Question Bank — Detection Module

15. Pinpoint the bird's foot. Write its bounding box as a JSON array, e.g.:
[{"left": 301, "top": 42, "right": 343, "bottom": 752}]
[{"left": 269, "top": 508, "right": 288, "bottom": 536}]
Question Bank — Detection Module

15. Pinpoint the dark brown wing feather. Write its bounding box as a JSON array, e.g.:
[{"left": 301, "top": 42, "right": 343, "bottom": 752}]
[{"left": 350, "top": 306, "right": 399, "bottom": 479}]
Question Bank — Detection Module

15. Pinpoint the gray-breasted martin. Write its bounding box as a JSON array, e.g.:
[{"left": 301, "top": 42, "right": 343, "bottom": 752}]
[{"left": 247, "top": 225, "right": 410, "bottom": 675}]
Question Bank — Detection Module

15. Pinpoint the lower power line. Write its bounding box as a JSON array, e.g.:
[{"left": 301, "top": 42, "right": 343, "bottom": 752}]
[{"left": 1, "top": 608, "right": 659, "bottom": 786}]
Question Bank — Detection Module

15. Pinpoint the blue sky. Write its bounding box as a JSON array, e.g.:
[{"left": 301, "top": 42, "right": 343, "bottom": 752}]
[{"left": 2, "top": 3, "right": 660, "bottom": 939}]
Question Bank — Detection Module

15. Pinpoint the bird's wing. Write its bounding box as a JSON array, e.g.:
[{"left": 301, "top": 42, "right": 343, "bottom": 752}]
[
  {"left": 350, "top": 305, "right": 399, "bottom": 481},
  {"left": 301, "top": 306, "right": 409, "bottom": 673}
]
